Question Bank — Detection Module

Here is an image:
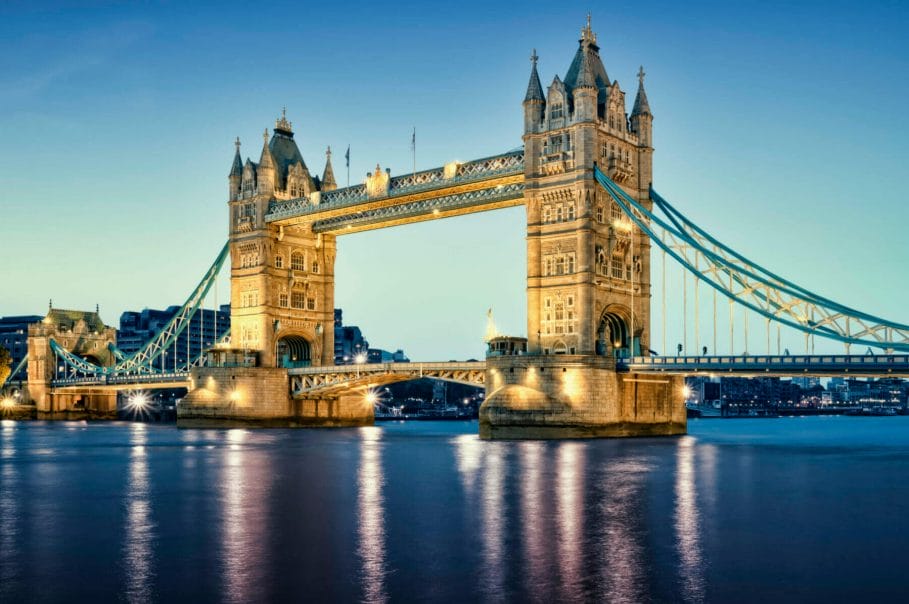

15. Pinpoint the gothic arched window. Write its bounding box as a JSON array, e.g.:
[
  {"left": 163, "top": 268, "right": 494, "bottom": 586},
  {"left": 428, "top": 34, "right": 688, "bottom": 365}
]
[{"left": 291, "top": 252, "right": 305, "bottom": 271}]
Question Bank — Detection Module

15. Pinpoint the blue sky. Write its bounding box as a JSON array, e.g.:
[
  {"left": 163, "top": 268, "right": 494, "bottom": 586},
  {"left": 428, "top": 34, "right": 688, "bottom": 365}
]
[{"left": 1, "top": 0, "right": 907, "bottom": 359}]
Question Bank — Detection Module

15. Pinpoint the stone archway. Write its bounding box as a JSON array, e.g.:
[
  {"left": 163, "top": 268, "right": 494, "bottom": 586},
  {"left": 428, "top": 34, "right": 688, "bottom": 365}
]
[
  {"left": 276, "top": 334, "right": 312, "bottom": 368},
  {"left": 596, "top": 307, "right": 630, "bottom": 358}
]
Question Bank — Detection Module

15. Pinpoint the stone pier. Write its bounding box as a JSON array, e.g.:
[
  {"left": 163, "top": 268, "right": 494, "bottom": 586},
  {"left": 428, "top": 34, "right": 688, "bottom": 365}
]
[
  {"left": 178, "top": 366, "right": 374, "bottom": 427},
  {"left": 479, "top": 354, "right": 685, "bottom": 439}
]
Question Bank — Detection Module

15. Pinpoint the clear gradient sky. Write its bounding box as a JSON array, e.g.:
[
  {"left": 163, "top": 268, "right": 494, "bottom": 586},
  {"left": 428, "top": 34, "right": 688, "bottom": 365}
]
[{"left": 1, "top": 0, "right": 907, "bottom": 360}]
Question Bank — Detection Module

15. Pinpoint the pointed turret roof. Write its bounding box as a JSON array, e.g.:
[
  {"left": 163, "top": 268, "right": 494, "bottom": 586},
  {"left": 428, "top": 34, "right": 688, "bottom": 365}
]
[
  {"left": 524, "top": 49, "right": 545, "bottom": 102},
  {"left": 631, "top": 66, "right": 651, "bottom": 116},
  {"left": 259, "top": 128, "right": 275, "bottom": 169},
  {"left": 321, "top": 146, "right": 337, "bottom": 191},
  {"left": 229, "top": 137, "right": 243, "bottom": 177},
  {"left": 575, "top": 45, "right": 597, "bottom": 89},
  {"left": 563, "top": 16, "right": 610, "bottom": 104}
]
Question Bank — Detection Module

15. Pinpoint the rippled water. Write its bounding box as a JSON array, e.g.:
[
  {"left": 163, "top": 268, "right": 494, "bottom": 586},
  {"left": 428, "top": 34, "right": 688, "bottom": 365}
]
[{"left": 2, "top": 417, "right": 909, "bottom": 602}]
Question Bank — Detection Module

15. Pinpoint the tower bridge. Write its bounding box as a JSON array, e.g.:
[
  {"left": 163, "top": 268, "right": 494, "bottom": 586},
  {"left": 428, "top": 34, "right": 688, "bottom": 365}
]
[{"left": 7, "top": 18, "right": 908, "bottom": 435}]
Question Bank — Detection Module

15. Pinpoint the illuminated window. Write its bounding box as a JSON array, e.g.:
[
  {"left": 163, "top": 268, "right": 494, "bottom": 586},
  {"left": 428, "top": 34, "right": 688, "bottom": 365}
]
[
  {"left": 291, "top": 292, "right": 305, "bottom": 308},
  {"left": 291, "top": 252, "right": 305, "bottom": 271}
]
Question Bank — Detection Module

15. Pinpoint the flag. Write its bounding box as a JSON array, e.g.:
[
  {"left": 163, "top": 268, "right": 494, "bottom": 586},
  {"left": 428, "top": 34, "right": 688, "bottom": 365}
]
[{"left": 345, "top": 145, "right": 350, "bottom": 168}]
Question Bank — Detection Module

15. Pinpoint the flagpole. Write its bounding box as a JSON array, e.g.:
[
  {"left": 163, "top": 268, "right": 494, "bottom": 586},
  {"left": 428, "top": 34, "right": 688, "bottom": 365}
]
[
  {"left": 411, "top": 126, "right": 416, "bottom": 179},
  {"left": 345, "top": 144, "right": 350, "bottom": 187}
]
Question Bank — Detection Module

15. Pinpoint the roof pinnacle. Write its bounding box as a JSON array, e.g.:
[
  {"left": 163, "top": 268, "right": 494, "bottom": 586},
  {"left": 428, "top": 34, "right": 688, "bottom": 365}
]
[
  {"left": 235, "top": 136, "right": 241, "bottom": 152},
  {"left": 263, "top": 128, "right": 269, "bottom": 144},
  {"left": 524, "top": 48, "right": 545, "bottom": 103},
  {"left": 632, "top": 65, "right": 651, "bottom": 116}
]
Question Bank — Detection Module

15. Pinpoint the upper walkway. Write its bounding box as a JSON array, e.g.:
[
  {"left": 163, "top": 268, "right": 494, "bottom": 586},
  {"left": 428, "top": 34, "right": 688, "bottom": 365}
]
[{"left": 265, "top": 150, "right": 525, "bottom": 234}]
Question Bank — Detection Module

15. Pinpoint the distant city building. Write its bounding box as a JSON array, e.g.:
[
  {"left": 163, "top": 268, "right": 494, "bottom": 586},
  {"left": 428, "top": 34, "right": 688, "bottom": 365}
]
[
  {"left": 118, "top": 304, "right": 230, "bottom": 370},
  {"left": 0, "top": 315, "right": 43, "bottom": 383},
  {"left": 333, "top": 308, "right": 408, "bottom": 365}
]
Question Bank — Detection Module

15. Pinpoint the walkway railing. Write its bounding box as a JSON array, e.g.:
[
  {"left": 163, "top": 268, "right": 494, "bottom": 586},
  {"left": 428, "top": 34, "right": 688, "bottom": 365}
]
[{"left": 621, "top": 354, "right": 909, "bottom": 375}]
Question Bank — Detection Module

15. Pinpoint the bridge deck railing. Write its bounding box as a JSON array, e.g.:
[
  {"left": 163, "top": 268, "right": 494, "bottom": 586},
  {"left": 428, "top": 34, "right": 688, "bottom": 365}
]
[
  {"left": 622, "top": 354, "right": 909, "bottom": 370},
  {"left": 287, "top": 361, "right": 486, "bottom": 376}
]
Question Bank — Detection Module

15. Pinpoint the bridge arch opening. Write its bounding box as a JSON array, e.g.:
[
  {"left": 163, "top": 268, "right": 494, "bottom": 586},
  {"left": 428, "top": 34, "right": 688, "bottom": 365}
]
[
  {"left": 277, "top": 335, "right": 311, "bottom": 368},
  {"left": 596, "top": 309, "right": 630, "bottom": 359}
]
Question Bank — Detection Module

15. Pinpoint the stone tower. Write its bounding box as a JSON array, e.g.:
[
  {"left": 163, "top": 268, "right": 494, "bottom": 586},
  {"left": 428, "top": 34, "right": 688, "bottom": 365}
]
[
  {"left": 481, "top": 18, "right": 683, "bottom": 438},
  {"left": 523, "top": 17, "right": 654, "bottom": 359},
  {"left": 227, "top": 111, "right": 336, "bottom": 368}
]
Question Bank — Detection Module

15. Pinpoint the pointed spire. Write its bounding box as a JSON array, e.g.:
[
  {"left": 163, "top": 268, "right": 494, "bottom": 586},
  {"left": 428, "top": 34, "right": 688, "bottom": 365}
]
[
  {"left": 576, "top": 45, "right": 597, "bottom": 89},
  {"left": 230, "top": 136, "right": 243, "bottom": 176},
  {"left": 259, "top": 128, "right": 275, "bottom": 168},
  {"left": 524, "top": 49, "right": 545, "bottom": 102},
  {"left": 321, "top": 146, "right": 337, "bottom": 191},
  {"left": 632, "top": 65, "right": 651, "bottom": 116}
]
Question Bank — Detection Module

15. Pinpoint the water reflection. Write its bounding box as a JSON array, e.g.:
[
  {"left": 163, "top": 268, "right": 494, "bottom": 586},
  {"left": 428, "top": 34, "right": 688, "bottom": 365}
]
[
  {"left": 675, "top": 436, "right": 704, "bottom": 602},
  {"left": 123, "top": 424, "right": 154, "bottom": 602},
  {"left": 598, "top": 457, "right": 650, "bottom": 603},
  {"left": 452, "top": 434, "right": 482, "bottom": 496},
  {"left": 357, "top": 427, "right": 387, "bottom": 604},
  {"left": 220, "top": 429, "right": 271, "bottom": 603},
  {"left": 519, "top": 442, "right": 548, "bottom": 595},
  {"left": 556, "top": 442, "right": 586, "bottom": 600},
  {"left": 0, "top": 422, "right": 19, "bottom": 596},
  {"left": 480, "top": 443, "right": 506, "bottom": 603}
]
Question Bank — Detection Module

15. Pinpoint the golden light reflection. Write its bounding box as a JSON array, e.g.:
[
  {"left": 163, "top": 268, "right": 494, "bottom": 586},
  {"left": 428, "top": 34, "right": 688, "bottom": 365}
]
[
  {"left": 480, "top": 443, "right": 506, "bottom": 601},
  {"left": 124, "top": 423, "right": 154, "bottom": 602},
  {"left": 357, "top": 426, "right": 387, "bottom": 604},
  {"left": 675, "top": 436, "right": 704, "bottom": 602},
  {"left": 519, "top": 442, "right": 547, "bottom": 589},
  {"left": 220, "top": 429, "right": 270, "bottom": 604},
  {"left": 452, "top": 434, "right": 482, "bottom": 496},
  {"left": 556, "top": 442, "right": 585, "bottom": 600},
  {"left": 562, "top": 369, "right": 581, "bottom": 400},
  {"left": 599, "top": 459, "right": 649, "bottom": 602}
]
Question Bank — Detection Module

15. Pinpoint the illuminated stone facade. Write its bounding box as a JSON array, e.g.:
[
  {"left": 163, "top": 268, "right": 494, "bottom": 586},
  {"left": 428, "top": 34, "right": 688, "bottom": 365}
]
[
  {"left": 228, "top": 113, "right": 338, "bottom": 369},
  {"left": 27, "top": 308, "right": 118, "bottom": 414},
  {"left": 523, "top": 19, "right": 653, "bottom": 359}
]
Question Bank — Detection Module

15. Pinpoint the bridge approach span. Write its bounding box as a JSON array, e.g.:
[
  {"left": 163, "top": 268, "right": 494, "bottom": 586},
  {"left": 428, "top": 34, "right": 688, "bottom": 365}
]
[{"left": 621, "top": 354, "right": 909, "bottom": 378}]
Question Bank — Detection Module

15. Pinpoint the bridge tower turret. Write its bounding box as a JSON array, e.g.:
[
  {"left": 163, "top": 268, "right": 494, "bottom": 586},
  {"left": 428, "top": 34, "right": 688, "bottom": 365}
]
[
  {"left": 226, "top": 111, "right": 336, "bottom": 369},
  {"left": 482, "top": 16, "right": 681, "bottom": 438},
  {"left": 229, "top": 137, "right": 243, "bottom": 201},
  {"left": 523, "top": 17, "right": 653, "bottom": 359}
]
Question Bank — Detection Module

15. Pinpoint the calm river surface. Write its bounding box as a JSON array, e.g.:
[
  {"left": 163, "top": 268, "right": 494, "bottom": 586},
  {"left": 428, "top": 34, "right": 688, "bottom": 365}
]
[{"left": 2, "top": 416, "right": 908, "bottom": 603}]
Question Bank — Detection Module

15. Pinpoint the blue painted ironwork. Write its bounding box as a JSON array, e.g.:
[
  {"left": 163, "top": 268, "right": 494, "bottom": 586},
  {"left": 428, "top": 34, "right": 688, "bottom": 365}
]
[
  {"left": 50, "top": 243, "right": 230, "bottom": 376},
  {"left": 620, "top": 354, "right": 909, "bottom": 376},
  {"left": 594, "top": 167, "right": 909, "bottom": 352},
  {"left": 2, "top": 355, "right": 28, "bottom": 387},
  {"left": 265, "top": 149, "right": 524, "bottom": 222},
  {"left": 311, "top": 182, "right": 525, "bottom": 233}
]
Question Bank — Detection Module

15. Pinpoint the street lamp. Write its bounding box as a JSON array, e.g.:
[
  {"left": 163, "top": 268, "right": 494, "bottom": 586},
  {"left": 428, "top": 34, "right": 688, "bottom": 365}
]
[{"left": 355, "top": 352, "right": 366, "bottom": 377}]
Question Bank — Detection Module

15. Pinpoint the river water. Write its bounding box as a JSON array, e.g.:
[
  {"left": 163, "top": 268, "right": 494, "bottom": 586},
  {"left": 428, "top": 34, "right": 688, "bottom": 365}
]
[{"left": 1, "top": 417, "right": 908, "bottom": 603}]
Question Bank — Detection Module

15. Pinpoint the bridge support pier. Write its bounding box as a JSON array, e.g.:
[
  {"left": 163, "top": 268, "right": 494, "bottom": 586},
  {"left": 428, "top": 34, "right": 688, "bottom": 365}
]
[
  {"left": 36, "top": 390, "right": 118, "bottom": 419},
  {"left": 178, "top": 367, "right": 373, "bottom": 427},
  {"left": 479, "top": 355, "right": 686, "bottom": 439}
]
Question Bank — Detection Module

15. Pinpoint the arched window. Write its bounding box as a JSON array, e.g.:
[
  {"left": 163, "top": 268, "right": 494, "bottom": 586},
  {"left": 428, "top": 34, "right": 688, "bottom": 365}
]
[
  {"left": 567, "top": 254, "right": 575, "bottom": 274},
  {"left": 543, "top": 206, "right": 551, "bottom": 223},
  {"left": 556, "top": 205, "right": 563, "bottom": 222},
  {"left": 291, "top": 252, "right": 305, "bottom": 271},
  {"left": 567, "top": 204, "right": 575, "bottom": 221}
]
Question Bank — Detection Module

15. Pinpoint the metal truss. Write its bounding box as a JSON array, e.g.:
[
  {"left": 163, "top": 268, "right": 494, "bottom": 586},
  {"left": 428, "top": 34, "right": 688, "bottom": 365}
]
[
  {"left": 289, "top": 362, "right": 486, "bottom": 396},
  {"left": 51, "top": 243, "right": 230, "bottom": 376},
  {"left": 311, "top": 182, "right": 525, "bottom": 233},
  {"left": 2, "top": 355, "right": 29, "bottom": 386},
  {"left": 595, "top": 168, "right": 909, "bottom": 353},
  {"left": 266, "top": 149, "right": 525, "bottom": 222}
]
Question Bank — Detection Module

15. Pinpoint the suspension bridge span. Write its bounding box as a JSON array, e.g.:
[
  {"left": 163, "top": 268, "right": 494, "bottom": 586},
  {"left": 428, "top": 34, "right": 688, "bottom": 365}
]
[{"left": 6, "top": 19, "right": 907, "bottom": 435}]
